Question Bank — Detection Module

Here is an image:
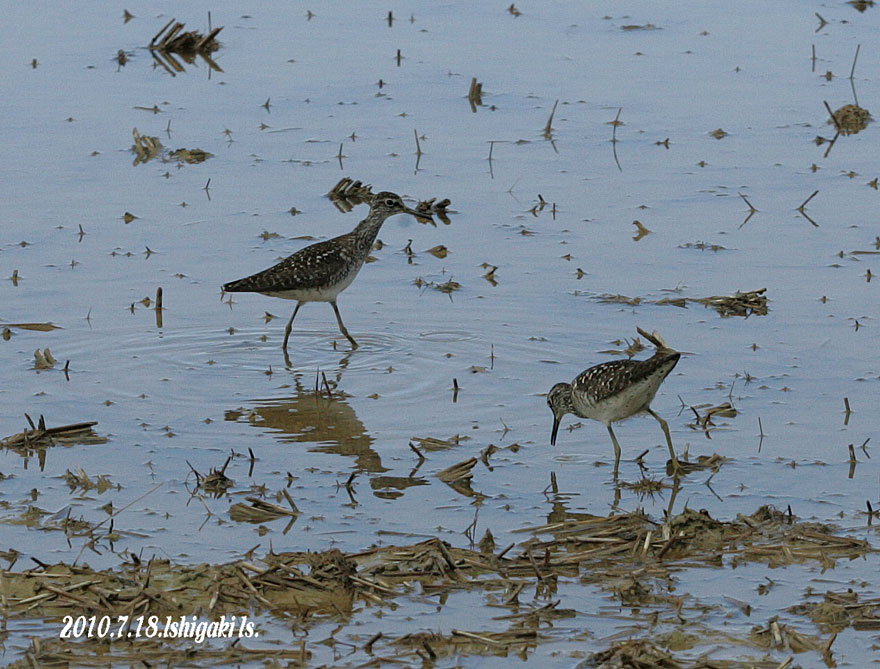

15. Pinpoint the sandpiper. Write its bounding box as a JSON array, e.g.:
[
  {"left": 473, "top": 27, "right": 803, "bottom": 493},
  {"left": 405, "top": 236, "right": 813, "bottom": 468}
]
[
  {"left": 223, "top": 191, "right": 429, "bottom": 351},
  {"left": 547, "top": 337, "right": 681, "bottom": 476}
]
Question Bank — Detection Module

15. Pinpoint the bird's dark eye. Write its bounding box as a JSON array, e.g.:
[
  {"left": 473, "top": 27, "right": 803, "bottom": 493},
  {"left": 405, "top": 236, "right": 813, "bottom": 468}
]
[{"left": 385, "top": 198, "right": 396, "bottom": 207}]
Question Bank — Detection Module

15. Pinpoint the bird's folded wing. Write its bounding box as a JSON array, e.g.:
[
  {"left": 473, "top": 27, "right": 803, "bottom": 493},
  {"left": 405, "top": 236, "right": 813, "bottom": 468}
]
[{"left": 224, "top": 236, "right": 353, "bottom": 293}]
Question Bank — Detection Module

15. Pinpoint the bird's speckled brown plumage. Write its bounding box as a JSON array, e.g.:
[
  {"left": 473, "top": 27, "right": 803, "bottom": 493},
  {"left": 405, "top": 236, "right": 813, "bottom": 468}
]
[
  {"left": 570, "top": 352, "right": 680, "bottom": 407},
  {"left": 223, "top": 234, "right": 361, "bottom": 296}
]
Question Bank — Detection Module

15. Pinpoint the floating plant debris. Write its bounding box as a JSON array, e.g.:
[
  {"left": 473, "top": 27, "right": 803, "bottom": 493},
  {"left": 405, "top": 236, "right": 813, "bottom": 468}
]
[
  {"left": 830, "top": 104, "right": 871, "bottom": 135},
  {"left": 1, "top": 415, "right": 105, "bottom": 451},
  {"left": 131, "top": 129, "right": 212, "bottom": 165},
  {"left": 149, "top": 18, "right": 222, "bottom": 55},
  {"left": 593, "top": 288, "right": 768, "bottom": 317},
  {"left": 130, "top": 128, "right": 161, "bottom": 165},
  {"left": 189, "top": 456, "right": 234, "bottom": 496},
  {"left": 168, "top": 148, "right": 213, "bottom": 164},
  {"left": 695, "top": 287, "right": 768, "bottom": 317},
  {"left": 436, "top": 456, "right": 478, "bottom": 484},
  {"left": 147, "top": 18, "right": 223, "bottom": 74},
  {"left": 228, "top": 491, "right": 299, "bottom": 524},
  {"left": 33, "top": 348, "right": 57, "bottom": 369},
  {"left": 328, "top": 177, "right": 374, "bottom": 209},
  {"left": 0, "top": 322, "right": 61, "bottom": 332}
]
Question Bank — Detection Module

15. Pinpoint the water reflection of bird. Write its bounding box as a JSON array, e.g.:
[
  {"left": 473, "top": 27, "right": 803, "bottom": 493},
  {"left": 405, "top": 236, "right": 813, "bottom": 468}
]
[
  {"left": 547, "top": 347, "right": 681, "bottom": 476},
  {"left": 227, "top": 391, "right": 385, "bottom": 474},
  {"left": 223, "top": 192, "right": 430, "bottom": 351},
  {"left": 546, "top": 499, "right": 606, "bottom": 526}
]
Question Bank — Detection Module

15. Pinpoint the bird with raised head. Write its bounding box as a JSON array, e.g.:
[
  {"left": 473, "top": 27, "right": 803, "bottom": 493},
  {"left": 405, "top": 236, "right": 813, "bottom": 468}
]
[{"left": 223, "top": 191, "right": 430, "bottom": 351}]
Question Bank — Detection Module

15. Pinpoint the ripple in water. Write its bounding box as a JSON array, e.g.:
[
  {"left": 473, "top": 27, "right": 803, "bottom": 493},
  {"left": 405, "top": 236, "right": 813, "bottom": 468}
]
[{"left": 418, "top": 330, "right": 477, "bottom": 343}]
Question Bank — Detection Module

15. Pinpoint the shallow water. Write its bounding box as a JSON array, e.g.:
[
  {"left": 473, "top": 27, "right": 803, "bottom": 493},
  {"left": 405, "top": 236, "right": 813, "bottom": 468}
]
[{"left": 2, "top": 1, "right": 880, "bottom": 665}]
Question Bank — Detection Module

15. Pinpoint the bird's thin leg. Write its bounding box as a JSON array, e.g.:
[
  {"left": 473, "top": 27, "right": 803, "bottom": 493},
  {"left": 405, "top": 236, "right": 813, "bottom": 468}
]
[
  {"left": 283, "top": 302, "right": 302, "bottom": 351},
  {"left": 606, "top": 424, "right": 622, "bottom": 477},
  {"left": 646, "top": 407, "right": 682, "bottom": 474},
  {"left": 331, "top": 300, "right": 358, "bottom": 349}
]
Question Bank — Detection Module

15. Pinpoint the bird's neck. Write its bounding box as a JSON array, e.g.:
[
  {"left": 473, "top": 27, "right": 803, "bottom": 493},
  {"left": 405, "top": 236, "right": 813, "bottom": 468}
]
[
  {"left": 352, "top": 214, "right": 387, "bottom": 254},
  {"left": 562, "top": 385, "right": 576, "bottom": 413}
]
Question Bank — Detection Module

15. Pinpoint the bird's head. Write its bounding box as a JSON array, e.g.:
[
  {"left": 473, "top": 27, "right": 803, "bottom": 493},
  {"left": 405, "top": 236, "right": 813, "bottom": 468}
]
[
  {"left": 547, "top": 382, "right": 573, "bottom": 446},
  {"left": 371, "top": 191, "right": 431, "bottom": 220}
]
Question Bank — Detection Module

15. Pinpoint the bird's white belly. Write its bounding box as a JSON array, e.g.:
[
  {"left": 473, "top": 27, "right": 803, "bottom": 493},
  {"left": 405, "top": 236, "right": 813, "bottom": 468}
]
[
  {"left": 262, "top": 271, "right": 359, "bottom": 302},
  {"left": 573, "top": 374, "right": 664, "bottom": 424}
]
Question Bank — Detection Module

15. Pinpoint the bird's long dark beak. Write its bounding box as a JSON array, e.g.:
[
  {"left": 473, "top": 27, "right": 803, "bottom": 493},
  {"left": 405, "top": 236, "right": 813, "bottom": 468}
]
[
  {"left": 404, "top": 206, "right": 432, "bottom": 220},
  {"left": 550, "top": 416, "right": 560, "bottom": 446}
]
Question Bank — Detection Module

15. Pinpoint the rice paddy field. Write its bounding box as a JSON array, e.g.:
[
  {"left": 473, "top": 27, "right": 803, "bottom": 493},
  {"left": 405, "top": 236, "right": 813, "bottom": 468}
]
[{"left": 2, "top": 2, "right": 880, "bottom": 666}]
